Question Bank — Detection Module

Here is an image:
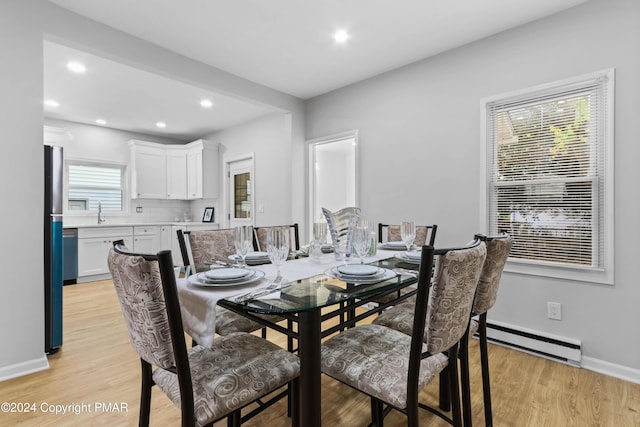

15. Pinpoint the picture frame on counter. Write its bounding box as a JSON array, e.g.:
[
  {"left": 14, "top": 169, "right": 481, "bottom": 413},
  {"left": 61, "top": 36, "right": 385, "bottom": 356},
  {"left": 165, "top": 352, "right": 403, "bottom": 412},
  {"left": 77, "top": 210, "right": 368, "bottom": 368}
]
[{"left": 202, "top": 207, "right": 214, "bottom": 222}]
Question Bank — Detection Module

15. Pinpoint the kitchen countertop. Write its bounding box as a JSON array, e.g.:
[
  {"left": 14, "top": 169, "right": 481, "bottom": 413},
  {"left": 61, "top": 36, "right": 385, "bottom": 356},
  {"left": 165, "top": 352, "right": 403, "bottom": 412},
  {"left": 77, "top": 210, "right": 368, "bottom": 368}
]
[{"left": 64, "top": 222, "right": 219, "bottom": 229}]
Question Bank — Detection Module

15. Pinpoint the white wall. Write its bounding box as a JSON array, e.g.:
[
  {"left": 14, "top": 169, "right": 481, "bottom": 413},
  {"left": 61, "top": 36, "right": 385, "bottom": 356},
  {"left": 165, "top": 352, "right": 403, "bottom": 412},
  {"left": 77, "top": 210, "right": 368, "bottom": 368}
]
[
  {"left": 0, "top": 0, "right": 49, "bottom": 380},
  {"left": 205, "top": 113, "right": 294, "bottom": 228},
  {"left": 0, "top": 0, "right": 304, "bottom": 380},
  {"left": 305, "top": 0, "right": 640, "bottom": 377}
]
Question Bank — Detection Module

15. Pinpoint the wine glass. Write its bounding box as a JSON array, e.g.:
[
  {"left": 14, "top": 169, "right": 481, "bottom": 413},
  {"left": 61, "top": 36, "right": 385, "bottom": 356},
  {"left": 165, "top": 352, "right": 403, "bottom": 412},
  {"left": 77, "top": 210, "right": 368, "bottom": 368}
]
[
  {"left": 400, "top": 221, "right": 416, "bottom": 252},
  {"left": 234, "top": 225, "right": 253, "bottom": 268},
  {"left": 313, "top": 222, "right": 328, "bottom": 245},
  {"left": 267, "top": 228, "right": 289, "bottom": 284},
  {"left": 352, "top": 223, "right": 372, "bottom": 264}
]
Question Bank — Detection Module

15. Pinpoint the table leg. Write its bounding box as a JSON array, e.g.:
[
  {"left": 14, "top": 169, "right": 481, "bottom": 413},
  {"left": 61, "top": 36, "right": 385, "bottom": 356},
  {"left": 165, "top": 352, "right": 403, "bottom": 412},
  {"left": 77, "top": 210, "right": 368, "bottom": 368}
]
[{"left": 298, "top": 310, "right": 321, "bottom": 427}]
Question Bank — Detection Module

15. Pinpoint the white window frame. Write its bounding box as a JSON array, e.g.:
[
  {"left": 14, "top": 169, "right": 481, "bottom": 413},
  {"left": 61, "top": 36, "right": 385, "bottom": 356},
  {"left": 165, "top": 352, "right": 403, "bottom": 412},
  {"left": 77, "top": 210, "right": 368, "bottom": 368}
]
[
  {"left": 64, "top": 158, "right": 130, "bottom": 218},
  {"left": 480, "top": 69, "right": 614, "bottom": 285}
]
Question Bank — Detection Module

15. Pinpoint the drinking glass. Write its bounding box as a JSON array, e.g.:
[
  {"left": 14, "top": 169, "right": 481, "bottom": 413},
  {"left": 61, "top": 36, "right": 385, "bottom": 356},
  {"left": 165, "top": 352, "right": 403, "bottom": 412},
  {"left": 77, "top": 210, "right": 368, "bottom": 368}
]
[
  {"left": 313, "top": 222, "right": 328, "bottom": 244},
  {"left": 400, "top": 221, "right": 416, "bottom": 252},
  {"left": 234, "top": 225, "right": 253, "bottom": 267},
  {"left": 267, "top": 228, "right": 289, "bottom": 284},
  {"left": 352, "top": 223, "right": 372, "bottom": 264}
]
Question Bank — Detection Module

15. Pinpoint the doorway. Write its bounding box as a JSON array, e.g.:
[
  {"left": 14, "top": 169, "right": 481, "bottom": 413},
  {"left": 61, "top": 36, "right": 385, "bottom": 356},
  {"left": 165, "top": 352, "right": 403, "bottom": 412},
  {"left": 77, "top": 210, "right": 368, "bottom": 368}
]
[
  {"left": 308, "top": 131, "right": 358, "bottom": 237},
  {"left": 226, "top": 155, "right": 254, "bottom": 228}
]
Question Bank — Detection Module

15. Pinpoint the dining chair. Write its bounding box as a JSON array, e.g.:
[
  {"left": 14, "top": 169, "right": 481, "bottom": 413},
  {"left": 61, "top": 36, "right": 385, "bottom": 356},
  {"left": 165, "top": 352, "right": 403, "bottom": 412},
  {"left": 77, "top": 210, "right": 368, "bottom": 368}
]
[
  {"left": 253, "top": 224, "right": 300, "bottom": 252},
  {"left": 321, "top": 240, "right": 486, "bottom": 427},
  {"left": 107, "top": 243, "right": 300, "bottom": 427},
  {"left": 458, "top": 232, "right": 512, "bottom": 427},
  {"left": 378, "top": 223, "right": 438, "bottom": 247},
  {"left": 372, "top": 223, "right": 438, "bottom": 308},
  {"left": 176, "top": 230, "right": 284, "bottom": 340}
]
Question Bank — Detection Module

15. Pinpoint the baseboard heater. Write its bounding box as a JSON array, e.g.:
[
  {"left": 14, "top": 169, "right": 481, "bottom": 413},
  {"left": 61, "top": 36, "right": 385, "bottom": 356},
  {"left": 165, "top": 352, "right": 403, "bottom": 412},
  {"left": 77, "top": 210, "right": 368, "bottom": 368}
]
[{"left": 480, "top": 319, "right": 582, "bottom": 367}]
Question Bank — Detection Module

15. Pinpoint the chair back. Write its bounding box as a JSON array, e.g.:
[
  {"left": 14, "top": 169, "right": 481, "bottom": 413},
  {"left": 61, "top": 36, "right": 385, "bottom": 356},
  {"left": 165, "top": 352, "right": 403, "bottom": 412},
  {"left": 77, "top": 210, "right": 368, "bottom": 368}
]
[
  {"left": 176, "top": 230, "right": 195, "bottom": 273},
  {"left": 472, "top": 233, "right": 512, "bottom": 315},
  {"left": 423, "top": 241, "right": 487, "bottom": 355},
  {"left": 379, "top": 223, "right": 438, "bottom": 246},
  {"left": 322, "top": 207, "right": 361, "bottom": 261},
  {"left": 254, "top": 224, "right": 300, "bottom": 252},
  {"left": 107, "top": 245, "right": 184, "bottom": 370},
  {"left": 188, "top": 228, "right": 236, "bottom": 269}
]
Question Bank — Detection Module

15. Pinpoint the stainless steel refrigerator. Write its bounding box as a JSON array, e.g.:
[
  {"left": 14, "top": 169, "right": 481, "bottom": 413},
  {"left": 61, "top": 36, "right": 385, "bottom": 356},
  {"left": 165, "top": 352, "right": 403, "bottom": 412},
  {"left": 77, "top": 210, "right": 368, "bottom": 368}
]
[{"left": 44, "top": 144, "right": 63, "bottom": 354}]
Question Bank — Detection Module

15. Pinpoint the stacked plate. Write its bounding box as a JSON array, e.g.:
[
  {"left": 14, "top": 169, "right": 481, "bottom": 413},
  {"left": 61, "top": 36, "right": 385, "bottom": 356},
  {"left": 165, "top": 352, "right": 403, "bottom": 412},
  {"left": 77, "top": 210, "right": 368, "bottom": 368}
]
[
  {"left": 228, "top": 251, "right": 271, "bottom": 265},
  {"left": 379, "top": 241, "right": 409, "bottom": 250},
  {"left": 187, "top": 267, "right": 265, "bottom": 287},
  {"left": 325, "top": 264, "right": 397, "bottom": 284},
  {"left": 395, "top": 250, "right": 423, "bottom": 265}
]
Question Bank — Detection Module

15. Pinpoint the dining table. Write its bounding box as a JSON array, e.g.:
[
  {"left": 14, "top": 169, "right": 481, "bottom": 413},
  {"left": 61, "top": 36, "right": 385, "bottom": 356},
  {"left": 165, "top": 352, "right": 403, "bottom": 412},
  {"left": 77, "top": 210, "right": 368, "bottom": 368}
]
[{"left": 176, "top": 246, "right": 422, "bottom": 427}]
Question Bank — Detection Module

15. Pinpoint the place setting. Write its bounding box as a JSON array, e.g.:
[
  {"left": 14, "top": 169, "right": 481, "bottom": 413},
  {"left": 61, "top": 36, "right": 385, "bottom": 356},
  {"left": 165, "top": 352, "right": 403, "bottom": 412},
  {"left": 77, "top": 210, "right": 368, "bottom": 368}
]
[
  {"left": 325, "top": 263, "right": 397, "bottom": 284},
  {"left": 228, "top": 251, "right": 271, "bottom": 265},
  {"left": 187, "top": 266, "right": 265, "bottom": 287},
  {"left": 394, "top": 250, "right": 422, "bottom": 265}
]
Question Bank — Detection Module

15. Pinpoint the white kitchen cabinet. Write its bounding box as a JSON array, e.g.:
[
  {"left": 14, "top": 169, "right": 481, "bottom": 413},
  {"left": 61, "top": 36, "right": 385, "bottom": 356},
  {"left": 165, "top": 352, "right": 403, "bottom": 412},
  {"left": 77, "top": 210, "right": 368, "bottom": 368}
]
[
  {"left": 160, "top": 225, "right": 173, "bottom": 251},
  {"left": 129, "top": 141, "right": 167, "bottom": 199},
  {"left": 133, "top": 226, "right": 160, "bottom": 253},
  {"left": 77, "top": 227, "right": 133, "bottom": 280},
  {"left": 129, "top": 139, "right": 219, "bottom": 201},
  {"left": 166, "top": 148, "right": 188, "bottom": 199}
]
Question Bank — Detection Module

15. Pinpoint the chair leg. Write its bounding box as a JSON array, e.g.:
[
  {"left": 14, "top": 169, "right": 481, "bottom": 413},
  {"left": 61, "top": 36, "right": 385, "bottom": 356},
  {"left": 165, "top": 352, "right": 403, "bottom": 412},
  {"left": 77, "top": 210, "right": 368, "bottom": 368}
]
[
  {"left": 459, "top": 329, "right": 473, "bottom": 427},
  {"left": 139, "top": 359, "right": 153, "bottom": 427},
  {"left": 447, "top": 344, "right": 463, "bottom": 427},
  {"left": 261, "top": 327, "right": 267, "bottom": 339},
  {"left": 439, "top": 369, "right": 451, "bottom": 411},
  {"left": 227, "top": 410, "right": 241, "bottom": 427},
  {"left": 370, "top": 396, "right": 384, "bottom": 427},
  {"left": 479, "top": 314, "right": 493, "bottom": 427}
]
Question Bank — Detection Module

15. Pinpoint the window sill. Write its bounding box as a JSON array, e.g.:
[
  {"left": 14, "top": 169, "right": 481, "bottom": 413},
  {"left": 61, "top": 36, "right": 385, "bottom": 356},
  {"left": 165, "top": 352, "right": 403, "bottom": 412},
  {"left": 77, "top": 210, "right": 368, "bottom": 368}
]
[{"left": 505, "top": 259, "right": 613, "bottom": 285}]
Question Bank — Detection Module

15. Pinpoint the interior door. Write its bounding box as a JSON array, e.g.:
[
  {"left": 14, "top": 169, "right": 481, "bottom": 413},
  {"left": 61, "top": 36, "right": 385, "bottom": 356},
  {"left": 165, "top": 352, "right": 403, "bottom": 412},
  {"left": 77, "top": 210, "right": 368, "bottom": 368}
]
[
  {"left": 227, "top": 157, "right": 254, "bottom": 228},
  {"left": 308, "top": 132, "right": 358, "bottom": 239}
]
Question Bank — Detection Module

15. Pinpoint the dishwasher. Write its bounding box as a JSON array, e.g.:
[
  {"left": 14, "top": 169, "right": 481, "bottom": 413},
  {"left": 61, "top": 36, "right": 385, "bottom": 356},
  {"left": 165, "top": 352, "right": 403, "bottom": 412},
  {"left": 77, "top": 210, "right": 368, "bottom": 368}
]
[{"left": 63, "top": 228, "right": 78, "bottom": 285}]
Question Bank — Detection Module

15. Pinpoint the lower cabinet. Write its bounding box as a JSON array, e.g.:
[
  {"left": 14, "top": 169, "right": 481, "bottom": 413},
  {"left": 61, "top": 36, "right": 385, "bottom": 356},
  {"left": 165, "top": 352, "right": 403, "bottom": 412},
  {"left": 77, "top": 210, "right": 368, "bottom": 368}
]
[
  {"left": 133, "top": 226, "right": 161, "bottom": 254},
  {"left": 77, "top": 227, "right": 134, "bottom": 279}
]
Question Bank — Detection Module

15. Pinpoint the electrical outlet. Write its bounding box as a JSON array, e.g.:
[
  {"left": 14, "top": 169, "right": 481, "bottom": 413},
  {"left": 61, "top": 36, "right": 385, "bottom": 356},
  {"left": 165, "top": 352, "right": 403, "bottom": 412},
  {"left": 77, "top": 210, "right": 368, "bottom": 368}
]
[
  {"left": 547, "top": 302, "right": 562, "bottom": 320},
  {"left": 136, "top": 206, "right": 143, "bottom": 213}
]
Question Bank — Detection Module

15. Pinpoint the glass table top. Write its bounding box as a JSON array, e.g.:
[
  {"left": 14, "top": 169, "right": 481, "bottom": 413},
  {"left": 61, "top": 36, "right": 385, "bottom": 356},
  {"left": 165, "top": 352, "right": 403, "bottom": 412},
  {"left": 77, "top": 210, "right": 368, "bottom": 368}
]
[{"left": 220, "top": 256, "right": 420, "bottom": 314}]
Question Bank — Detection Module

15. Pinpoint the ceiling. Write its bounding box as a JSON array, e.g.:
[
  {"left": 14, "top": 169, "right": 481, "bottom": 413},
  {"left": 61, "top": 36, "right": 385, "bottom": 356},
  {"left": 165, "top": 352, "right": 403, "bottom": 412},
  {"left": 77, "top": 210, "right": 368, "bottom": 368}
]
[{"left": 46, "top": 0, "right": 590, "bottom": 140}]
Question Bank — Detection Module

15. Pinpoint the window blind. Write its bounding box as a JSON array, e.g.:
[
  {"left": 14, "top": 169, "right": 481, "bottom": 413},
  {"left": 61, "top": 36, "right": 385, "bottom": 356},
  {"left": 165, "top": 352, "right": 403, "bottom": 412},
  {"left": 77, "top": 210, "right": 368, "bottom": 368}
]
[
  {"left": 68, "top": 164, "right": 124, "bottom": 211},
  {"left": 486, "top": 75, "right": 609, "bottom": 268}
]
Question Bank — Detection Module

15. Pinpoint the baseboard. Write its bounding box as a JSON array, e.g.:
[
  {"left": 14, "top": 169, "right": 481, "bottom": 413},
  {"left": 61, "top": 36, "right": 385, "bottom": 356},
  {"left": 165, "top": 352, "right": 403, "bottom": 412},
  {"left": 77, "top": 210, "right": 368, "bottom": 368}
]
[
  {"left": 0, "top": 355, "right": 49, "bottom": 382},
  {"left": 483, "top": 319, "right": 582, "bottom": 367},
  {"left": 581, "top": 356, "right": 640, "bottom": 384}
]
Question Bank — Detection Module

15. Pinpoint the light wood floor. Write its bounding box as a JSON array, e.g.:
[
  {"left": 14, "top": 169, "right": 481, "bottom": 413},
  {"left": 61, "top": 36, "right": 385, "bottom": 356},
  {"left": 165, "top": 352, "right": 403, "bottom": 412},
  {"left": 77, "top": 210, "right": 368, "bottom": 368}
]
[{"left": 1, "top": 280, "right": 639, "bottom": 426}]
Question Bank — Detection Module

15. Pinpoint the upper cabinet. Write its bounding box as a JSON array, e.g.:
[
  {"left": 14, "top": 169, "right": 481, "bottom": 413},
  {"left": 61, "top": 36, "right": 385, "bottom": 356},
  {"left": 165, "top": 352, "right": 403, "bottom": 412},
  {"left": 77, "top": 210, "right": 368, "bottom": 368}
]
[
  {"left": 129, "top": 141, "right": 167, "bottom": 199},
  {"left": 129, "top": 139, "right": 219, "bottom": 200}
]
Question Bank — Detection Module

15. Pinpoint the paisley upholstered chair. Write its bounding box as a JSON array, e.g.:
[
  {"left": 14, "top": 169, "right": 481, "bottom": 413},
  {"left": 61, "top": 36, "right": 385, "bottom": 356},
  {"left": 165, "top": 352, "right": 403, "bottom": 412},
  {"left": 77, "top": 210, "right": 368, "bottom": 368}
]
[
  {"left": 322, "top": 240, "right": 486, "bottom": 427},
  {"left": 378, "top": 223, "right": 438, "bottom": 247},
  {"left": 107, "top": 243, "right": 300, "bottom": 427},
  {"left": 253, "top": 224, "right": 300, "bottom": 252},
  {"left": 176, "top": 229, "right": 285, "bottom": 340},
  {"left": 459, "top": 232, "right": 512, "bottom": 427}
]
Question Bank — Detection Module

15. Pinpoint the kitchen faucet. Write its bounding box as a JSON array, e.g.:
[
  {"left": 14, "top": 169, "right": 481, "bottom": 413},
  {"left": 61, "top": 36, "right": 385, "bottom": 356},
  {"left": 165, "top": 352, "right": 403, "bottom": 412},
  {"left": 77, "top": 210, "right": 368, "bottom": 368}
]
[{"left": 98, "top": 201, "right": 107, "bottom": 224}]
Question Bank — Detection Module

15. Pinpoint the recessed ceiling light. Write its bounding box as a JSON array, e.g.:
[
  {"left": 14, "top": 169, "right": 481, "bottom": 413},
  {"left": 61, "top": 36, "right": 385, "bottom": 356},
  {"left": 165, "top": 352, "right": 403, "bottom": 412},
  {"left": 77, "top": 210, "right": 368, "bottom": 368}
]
[
  {"left": 66, "top": 61, "right": 87, "bottom": 74},
  {"left": 95, "top": 119, "right": 107, "bottom": 125},
  {"left": 44, "top": 99, "right": 59, "bottom": 107},
  {"left": 200, "top": 99, "right": 213, "bottom": 108},
  {"left": 156, "top": 121, "right": 167, "bottom": 128},
  {"left": 333, "top": 29, "right": 349, "bottom": 44}
]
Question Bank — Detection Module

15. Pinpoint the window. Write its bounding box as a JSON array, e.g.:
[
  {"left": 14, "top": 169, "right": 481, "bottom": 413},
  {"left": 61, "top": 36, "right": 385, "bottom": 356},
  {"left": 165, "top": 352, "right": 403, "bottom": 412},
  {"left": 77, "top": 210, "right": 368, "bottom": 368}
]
[
  {"left": 481, "top": 70, "right": 614, "bottom": 284},
  {"left": 66, "top": 161, "right": 127, "bottom": 213}
]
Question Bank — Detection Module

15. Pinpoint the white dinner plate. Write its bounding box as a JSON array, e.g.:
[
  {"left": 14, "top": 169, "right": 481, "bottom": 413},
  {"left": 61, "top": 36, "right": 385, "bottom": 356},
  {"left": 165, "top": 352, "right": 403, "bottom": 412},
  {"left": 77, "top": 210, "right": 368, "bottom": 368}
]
[
  {"left": 325, "top": 267, "right": 396, "bottom": 284},
  {"left": 188, "top": 270, "right": 265, "bottom": 287},
  {"left": 228, "top": 253, "right": 271, "bottom": 265},
  {"left": 204, "top": 267, "right": 252, "bottom": 280},
  {"left": 337, "top": 264, "right": 380, "bottom": 276},
  {"left": 394, "top": 252, "right": 422, "bottom": 265},
  {"left": 379, "top": 241, "right": 408, "bottom": 250}
]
